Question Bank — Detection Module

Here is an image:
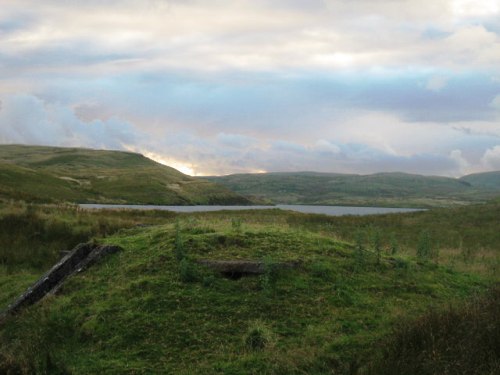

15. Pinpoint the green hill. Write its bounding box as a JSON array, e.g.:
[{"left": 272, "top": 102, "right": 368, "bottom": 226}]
[
  {"left": 0, "top": 209, "right": 492, "bottom": 374},
  {"left": 460, "top": 170, "right": 500, "bottom": 189},
  {"left": 205, "top": 171, "right": 500, "bottom": 207},
  {"left": 0, "top": 145, "right": 250, "bottom": 205}
]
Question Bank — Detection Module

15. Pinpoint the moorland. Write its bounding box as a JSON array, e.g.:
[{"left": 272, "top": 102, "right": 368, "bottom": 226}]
[{"left": 0, "top": 145, "right": 498, "bottom": 374}]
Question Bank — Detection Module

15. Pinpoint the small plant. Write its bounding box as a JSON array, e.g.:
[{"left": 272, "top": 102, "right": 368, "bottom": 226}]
[
  {"left": 389, "top": 233, "right": 399, "bottom": 255},
  {"left": 332, "top": 275, "right": 355, "bottom": 306},
  {"left": 461, "top": 244, "right": 477, "bottom": 264},
  {"left": 202, "top": 274, "right": 216, "bottom": 287},
  {"left": 354, "top": 230, "right": 366, "bottom": 269},
  {"left": 310, "top": 261, "right": 334, "bottom": 281},
  {"left": 174, "top": 220, "right": 185, "bottom": 261},
  {"left": 416, "top": 230, "right": 432, "bottom": 261},
  {"left": 179, "top": 258, "right": 198, "bottom": 283},
  {"left": 244, "top": 320, "right": 274, "bottom": 350},
  {"left": 371, "top": 228, "right": 382, "bottom": 266},
  {"left": 231, "top": 218, "right": 243, "bottom": 233},
  {"left": 261, "top": 256, "right": 279, "bottom": 294}
]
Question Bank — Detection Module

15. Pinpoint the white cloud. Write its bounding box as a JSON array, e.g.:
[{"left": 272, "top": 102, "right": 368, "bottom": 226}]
[
  {"left": 425, "top": 75, "right": 448, "bottom": 91},
  {"left": 315, "top": 140, "right": 341, "bottom": 154},
  {"left": 491, "top": 95, "right": 500, "bottom": 109},
  {"left": 449, "top": 149, "right": 469, "bottom": 175},
  {"left": 481, "top": 145, "right": 500, "bottom": 170}
]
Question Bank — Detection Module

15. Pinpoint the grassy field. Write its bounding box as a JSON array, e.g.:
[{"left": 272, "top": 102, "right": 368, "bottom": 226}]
[
  {"left": 0, "top": 145, "right": 250, "bottom": 205},
  {"left": 205, "top": 171, "right": 500, "bottom": 208},
  {"left": 0, "top": 202, "right": 498, "bottom": 374}
]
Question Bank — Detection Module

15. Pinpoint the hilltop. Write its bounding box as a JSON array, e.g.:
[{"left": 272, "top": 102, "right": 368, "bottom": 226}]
[
  {"left": 0, "top": 145, "right": 250, "bottom": 205},
  {"left": 205, "top": 171, "right": 500, "bottom": 208}
]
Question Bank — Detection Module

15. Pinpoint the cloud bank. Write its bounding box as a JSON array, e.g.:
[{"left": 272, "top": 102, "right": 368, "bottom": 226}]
[{"left": 0, "top": 0, "right": 499, "bottom": 176}]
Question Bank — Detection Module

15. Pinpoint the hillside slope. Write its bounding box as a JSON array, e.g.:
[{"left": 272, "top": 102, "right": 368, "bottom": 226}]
[
  {"left": 205, "top": 171, "right": 500, "bottom": 207},
  {"left": 0, "top": 145, "right": 250, "bottom": 205}
]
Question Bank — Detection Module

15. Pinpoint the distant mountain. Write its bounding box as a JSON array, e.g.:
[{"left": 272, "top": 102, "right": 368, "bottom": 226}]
[
  {"left": 460, "top": 171, "right": 500, "bottom": 190},
  {"left": 0, "top": 145, "right": 250, "bottom": 205},
  {"left": 205, "top": 171, "right": 500, "bottom": 208}
]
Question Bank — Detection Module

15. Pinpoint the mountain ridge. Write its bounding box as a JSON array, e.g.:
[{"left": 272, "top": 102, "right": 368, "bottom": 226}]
[{"left": 204, "top": 170, "right": 500, "bottom": 207}]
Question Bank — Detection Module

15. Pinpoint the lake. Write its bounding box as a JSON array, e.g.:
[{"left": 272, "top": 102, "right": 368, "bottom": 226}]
[{"left": 79, "top": 204, "right": 424, "bottom": 216}]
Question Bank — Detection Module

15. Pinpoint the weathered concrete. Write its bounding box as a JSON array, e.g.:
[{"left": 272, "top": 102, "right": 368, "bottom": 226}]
[
  {"left": 1, "top": 243, "right": 122, "bottom": 320},
  {"left": 196, "top": 259, "right": 301, "bottom": 279}
]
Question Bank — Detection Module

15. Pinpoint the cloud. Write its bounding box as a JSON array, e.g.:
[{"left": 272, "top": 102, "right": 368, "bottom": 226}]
[
  {"left": 425, "top": 75, "right": 448, "bottom": 92},
  {"left": 0, "top": 94, "right": 142, "bottom": 150},
  {"left": 481, "top": 145, "right": 500, "bottom": 170},
  {"left": 491, "top": 95, "right": 500, "bottom": 109},
  {"left": 449, "top": 149, "right": 470, "bottom": 175},
  {"left": 0, "top": 2, "right": 499, "bottom": 176}
]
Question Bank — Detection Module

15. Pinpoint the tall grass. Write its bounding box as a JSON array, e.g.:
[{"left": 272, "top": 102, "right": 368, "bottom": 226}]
[
  {"left": 367, "top": 285, "right": 500, "bottom": 375},
  {"left": 0, "top": 202, "right": 177, "bottom": 270}
]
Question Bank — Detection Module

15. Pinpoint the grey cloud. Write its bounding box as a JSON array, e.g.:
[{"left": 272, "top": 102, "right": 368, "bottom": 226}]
[{"left": 0, "top": 94, "right": 142, "bottom": 150}]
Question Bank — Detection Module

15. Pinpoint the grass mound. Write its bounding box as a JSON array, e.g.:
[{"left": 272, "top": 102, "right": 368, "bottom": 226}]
[{"left": 0, "top": 217, "right": 489, "bottom": 374}]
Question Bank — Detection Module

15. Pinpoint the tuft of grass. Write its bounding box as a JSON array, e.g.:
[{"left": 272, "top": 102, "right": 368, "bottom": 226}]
[{"left": 244, "top": 320, "right": 275, "bottom": 351}]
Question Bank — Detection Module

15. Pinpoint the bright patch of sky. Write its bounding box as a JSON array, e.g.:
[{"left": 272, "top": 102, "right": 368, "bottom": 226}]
[{"left": 0, "top": 0, "right": 499, "bottom": 176}]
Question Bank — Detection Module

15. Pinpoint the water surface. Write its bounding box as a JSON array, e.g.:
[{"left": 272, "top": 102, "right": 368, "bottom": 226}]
[{"left": 80, "top": 204, "right": 423, "bottom": 216}]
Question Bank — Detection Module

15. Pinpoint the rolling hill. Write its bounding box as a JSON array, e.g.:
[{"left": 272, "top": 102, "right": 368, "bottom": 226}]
[
  {"left": 205, "top": 171, "right": 500, "bottom": 208},
  {"left": 460, "top": 170, "right": 500, "bottom": 189},
  {"left": 0, "top": 145, "right": 250, "bottom": 205}
]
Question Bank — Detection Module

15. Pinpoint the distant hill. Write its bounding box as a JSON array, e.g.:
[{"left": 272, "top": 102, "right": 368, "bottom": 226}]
[
  {"left": 205, "top": 171, "right": 500, "bottom": 207},
  {"left": 460, "top": 171, "right": 500, "bottom": 189},
  {"left": 0, "top": 145, "right": 250, "bottom": 205}
]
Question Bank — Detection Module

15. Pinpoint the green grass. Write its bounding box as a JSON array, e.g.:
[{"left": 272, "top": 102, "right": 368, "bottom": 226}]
[
  {"left": 0, "top": 205, "right": 496, "bottom": 374},
  {"left": 205, "top": 171, "right": 500, "bottom": 208},
  {"left": 0, "top": 201, "right": 498, "bottom": 374},
  {"left": 0, "top": 145, "right": 250, "bottom": 205}
]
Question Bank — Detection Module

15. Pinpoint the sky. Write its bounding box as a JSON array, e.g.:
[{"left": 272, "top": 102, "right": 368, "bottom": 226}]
[{"left": 0, "top": 0, "right": 499, "bottom": 176}]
